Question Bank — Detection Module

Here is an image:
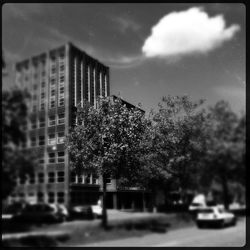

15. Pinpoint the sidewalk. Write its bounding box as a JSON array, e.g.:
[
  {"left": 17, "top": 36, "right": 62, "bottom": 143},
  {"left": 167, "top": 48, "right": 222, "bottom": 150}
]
[{"left": 2, "top": 210, "right": 189, "bottom": 242}]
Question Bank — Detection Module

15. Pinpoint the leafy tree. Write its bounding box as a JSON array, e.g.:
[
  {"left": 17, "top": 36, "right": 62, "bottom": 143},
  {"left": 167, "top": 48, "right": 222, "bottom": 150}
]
[
  {"left": 202, "top": 101, "right": 245, "bottom": 208},
  {"left": 67, "top": 97, "right": 149, "bottom": 228},
  {"left": 143, "top": 95, "right": 207, "bottom": 205},
  {"left": 2, "top": 56, "right": 37, "bottom": 201},
  {"left": 2, "top": 88, "right": 39, "bottom": 200}
]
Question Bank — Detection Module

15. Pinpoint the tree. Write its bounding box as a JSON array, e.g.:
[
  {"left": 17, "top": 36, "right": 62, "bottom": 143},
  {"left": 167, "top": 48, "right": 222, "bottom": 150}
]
[
  {"left": 67, "top": 97, "right": 149, "bottom": 228},
  {"left": 2, "top": 55, "right": 37, "bottom": 201},
  {"left": 144, "top": 95, "right": 207, "bottom": 205},
  {"left": 2, "top": 88, "right": 38, "bottom": 201},
  {"left": 202, "top": 101, "right": 245, "bottom": 209}
]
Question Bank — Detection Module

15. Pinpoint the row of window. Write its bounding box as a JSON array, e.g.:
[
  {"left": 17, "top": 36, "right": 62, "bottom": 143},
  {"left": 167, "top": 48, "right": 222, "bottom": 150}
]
[
  {"left": 70, "top": 173, "right": 111, "bottom": 185},
  {"left": 30, "top": 132, "right": 65, "bottom": 147},
  {"left": 18, "top": 171, "right": 65, "bottom": 185},
  {"left": 11, "top": 191, "right": 65, "bottom": 204},
  {"left": 29, "top": 113, "right": 65, "bottom": 130}
]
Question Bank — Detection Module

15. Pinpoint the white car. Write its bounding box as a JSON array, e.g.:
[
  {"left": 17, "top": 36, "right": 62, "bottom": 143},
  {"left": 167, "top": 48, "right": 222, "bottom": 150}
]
[
  {"left": 188, "top": 202, "right": 206, "bottom": 213},
  {"left": 196, "top": 206, "right": 236, "bottom": 228},
  {"left": 91, "top": 204, "right": 102, "bottom": 218}
]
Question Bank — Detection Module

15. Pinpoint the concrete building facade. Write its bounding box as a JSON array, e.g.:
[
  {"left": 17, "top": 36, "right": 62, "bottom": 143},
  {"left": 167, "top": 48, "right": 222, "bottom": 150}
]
[{"left": 10, "top": 43, "right": 150, "bottom": 210}]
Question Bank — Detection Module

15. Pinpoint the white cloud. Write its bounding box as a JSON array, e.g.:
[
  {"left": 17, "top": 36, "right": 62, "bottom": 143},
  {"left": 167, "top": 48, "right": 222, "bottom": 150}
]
[{"left": 142, "top": 7, "right": 240, "bottom": 58}]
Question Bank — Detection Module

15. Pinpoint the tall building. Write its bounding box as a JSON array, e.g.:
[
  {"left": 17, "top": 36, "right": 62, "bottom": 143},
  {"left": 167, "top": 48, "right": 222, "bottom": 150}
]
[
  {"left": 10, "top": 43, "right": 150, "bottom": 211},
  {"left": 11, "top": 43, "right": 109, "bottom": 206}
]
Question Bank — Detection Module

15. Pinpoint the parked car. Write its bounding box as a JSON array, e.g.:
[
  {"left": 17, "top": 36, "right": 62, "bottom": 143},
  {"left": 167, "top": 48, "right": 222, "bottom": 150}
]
[
  {"left": 91, "top": 204, "right": 102, "bottom": 218},
  {"left": 188, "top": 194, "right": 206, "bottom": 215},
  {"left": 2, "top": 202, "right": 26, "bottom": 221},
  {"left": 69, "top": 205, "right": 94, "bottom": 220},
  {"left": 196, "top": 206, "right": 237, "bottom": 228},
  {"left": 13, "top": 203, "right": 67, "bottom": 224},
  {"left": 50, "top": 204, "right": 69, "bottom": 221}
]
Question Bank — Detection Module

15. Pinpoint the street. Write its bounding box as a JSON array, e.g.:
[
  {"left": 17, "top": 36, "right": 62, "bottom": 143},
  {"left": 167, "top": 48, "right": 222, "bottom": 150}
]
[{"left": 83, "top": 217, "right": 246, "bottom": 247}]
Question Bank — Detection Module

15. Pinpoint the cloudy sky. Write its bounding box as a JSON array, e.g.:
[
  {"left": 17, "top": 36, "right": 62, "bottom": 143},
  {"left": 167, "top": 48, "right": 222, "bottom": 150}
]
[{"left": 2, "top": 3, "right": 245, "bottom": 114}]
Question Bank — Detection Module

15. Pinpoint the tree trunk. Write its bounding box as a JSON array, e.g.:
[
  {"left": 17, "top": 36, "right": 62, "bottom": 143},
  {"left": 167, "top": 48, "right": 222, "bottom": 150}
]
[
  {"left": 102, "top": 175, "right": 108, "bottom": 229},
  {"left": 222, "top": 176, "right": 230, "bottom": 210}
]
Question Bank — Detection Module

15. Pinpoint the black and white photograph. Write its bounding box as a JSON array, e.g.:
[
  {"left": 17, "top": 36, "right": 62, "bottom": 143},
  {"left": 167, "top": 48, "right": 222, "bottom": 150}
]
[{"left": 2, "top": 3, "right": 246, "bottom": 247}]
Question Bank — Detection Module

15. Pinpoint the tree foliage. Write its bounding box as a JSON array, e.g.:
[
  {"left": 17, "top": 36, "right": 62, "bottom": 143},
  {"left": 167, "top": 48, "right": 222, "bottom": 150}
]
[
  {"left": 67, "top": 97, "right": 149, "bottom": 227},
  {"left": 201, "top": 101, "right": 245, "bottom": 208},
  {"left": 2, "top": 87, "right": 37, "bottom": 200},
  {"left": 144, "top": 96, "right": 207, "bottom": 195}
]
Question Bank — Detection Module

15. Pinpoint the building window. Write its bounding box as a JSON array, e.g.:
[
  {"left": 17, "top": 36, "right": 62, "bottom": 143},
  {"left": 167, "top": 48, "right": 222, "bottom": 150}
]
[
  {"left": 105, "top": 176, "right": 112, "bottom": 184},
  {"left": 48, "top": 116, "right": 56, "bottom": 127},
  {"left": 38, "top": 173, "right": 44, "bottom": 183},
  {"left": 48, "top": 192, "right": 55, "bottom": 203},
  {"left": 50, "top": 99, "right": 56, "bottom": 109},
  {"left": 59, "top": 75, "right": 64, "bottom": 82},
  {"left": 32, "top": 105, "right": 37, "bottom": 113},
  {"left": 78, "top": 174, "right": 83, "bottom": 183},
  {"left": 85, "top": 174, "right": 91, "bottom": 184},
  {"left": 59, "top": 86, "right": 64, "bottom": 94},
  {"left": 39, "top": 158, "right": 44, "bottom": 165},
  {"left": 57, "top": 132, "right": 65, "bottom": 144},
  {"left": 29, "top": 174, "right": 35, "bottom": 184},
  {"left": 93, "top": 174, "right": 99, "bottom": 185},
  {"left": 39, "top": 118, "right": 45, "bottom": 128},
  {"left": 48, "top": 172, "right": 55, "bottom": 183},
  {"left": 60, "top": 64, "right": 65, "bottom": 71},
  {"left": 39, "top": 135, "right": 45, "bottom": 146},
  {"left": 57, "top": 192, "right": 65, "bottom": 203},
  {"left": 58, "top": 95, "right": 64, "bottom": 107},
  {"left": 41, "top": 81, "right": 46, "bottom": 88},
  {"left": 48, "top": 134, "right": 56, "bottom": 145},
  {"left": 48, "top": 152, "right": 56, "bottom": 163},
  {"left": 50, "top": 78, "right": 56, "bottom": 86},
  {"left": 40, "top": 101, "right": 45, "bottom": 111},
  {"left": 57, "top": 113, "right": 65, "bottom": 125},
  {"left": 71, "top": 173, "right": 77, "bottom": 183},
  {"left": 57, "top": 151, "right": 65, "bottom": 163},
  {"left": 37, "top": 192, "right": 44, "bottom": 202},
  {"left": 31, "top": 119, "right": 36, "bottom": 129},
  {"left": 51, "top": 89, "right": 56, "bottom": 96},
  {"left": 57, "top": 171, "right": 65, "bottom": 182},
  {"left": 31, "top": 137, "right": 36, "bottom": 147}
]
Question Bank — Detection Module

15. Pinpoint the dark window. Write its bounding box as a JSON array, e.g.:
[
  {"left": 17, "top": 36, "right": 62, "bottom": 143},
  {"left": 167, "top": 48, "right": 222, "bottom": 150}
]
[
  {"left": 71, "top": 173, "right": 77, "bottom": 183},
  {"left": 37, "top": 192, "right": 44, "bottom": 202},
  {"left": 48, "top": 172, "right": 55, "bottom": 183},
  {"left": 39, "top": 135, "right": 45, "bottom": 146},
  {"left": 57, "top": 171, "right": 65, "bottom": 182},
  {"left": 48, "top": 152, "right": 56, "bottom": 163},
  {"left": 39, "top": 118, "right": 45, "bottom": 128},
  {"left": 57, "top": 192, "right": 65, "bottom": 203},
  {"left": 57, "top": 151, "right": 65, "bottom": 163},
  {"left": 29, "top": 174, "right": 35, "bottom": 184},
  {"left": 31, "top": 137, "right": 36, "bottom": 147},
  {"left": 48, "top": 116, "right": 56, "bottom": 127},
  {"left": 85, "top": 174, "right": 91, "bottom": 184},
  {"left": 38, "top": 173, "right": 44, "bottom": 183},
  {"left": 48, "top": 192, "right": 55, "bottom": 203},
  {"left": 31, "top": 120, "right": 36, "bottom": 129}
]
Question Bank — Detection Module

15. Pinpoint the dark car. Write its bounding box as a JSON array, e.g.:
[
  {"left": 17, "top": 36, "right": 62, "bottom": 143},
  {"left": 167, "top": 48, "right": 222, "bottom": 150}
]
[
  {"left": 2, "top": 202, "right": 26, "bottom": 221},
  {"left": 13, "top": 203, "right": 66, "bottom": 224},
  {"left": 69, "top": 205, "right": 94, "bottom": 220}
]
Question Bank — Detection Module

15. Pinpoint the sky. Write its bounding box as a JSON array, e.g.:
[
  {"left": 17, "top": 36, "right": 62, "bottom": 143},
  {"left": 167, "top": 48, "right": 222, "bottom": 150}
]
[{"left": 2, "top": 3, "right": 246, "bottom": 115}]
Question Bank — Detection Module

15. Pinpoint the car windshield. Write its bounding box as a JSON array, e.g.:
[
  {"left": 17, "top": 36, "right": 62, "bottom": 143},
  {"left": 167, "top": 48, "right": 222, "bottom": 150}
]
[
  {"left": 191, "top": 203, "right": 202, "bottom": 207},
  {"left": 199, "top": 208, "right": 214, "bottom": 213}
]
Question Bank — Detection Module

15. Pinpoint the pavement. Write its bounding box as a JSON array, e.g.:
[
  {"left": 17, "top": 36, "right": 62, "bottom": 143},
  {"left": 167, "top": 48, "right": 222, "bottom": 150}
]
[
  {"left": 2, "top": 209, "right": 169, "bottom": 241},
  {"left": 82, "top": 217, "right": 246, "bottom": 247}
]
